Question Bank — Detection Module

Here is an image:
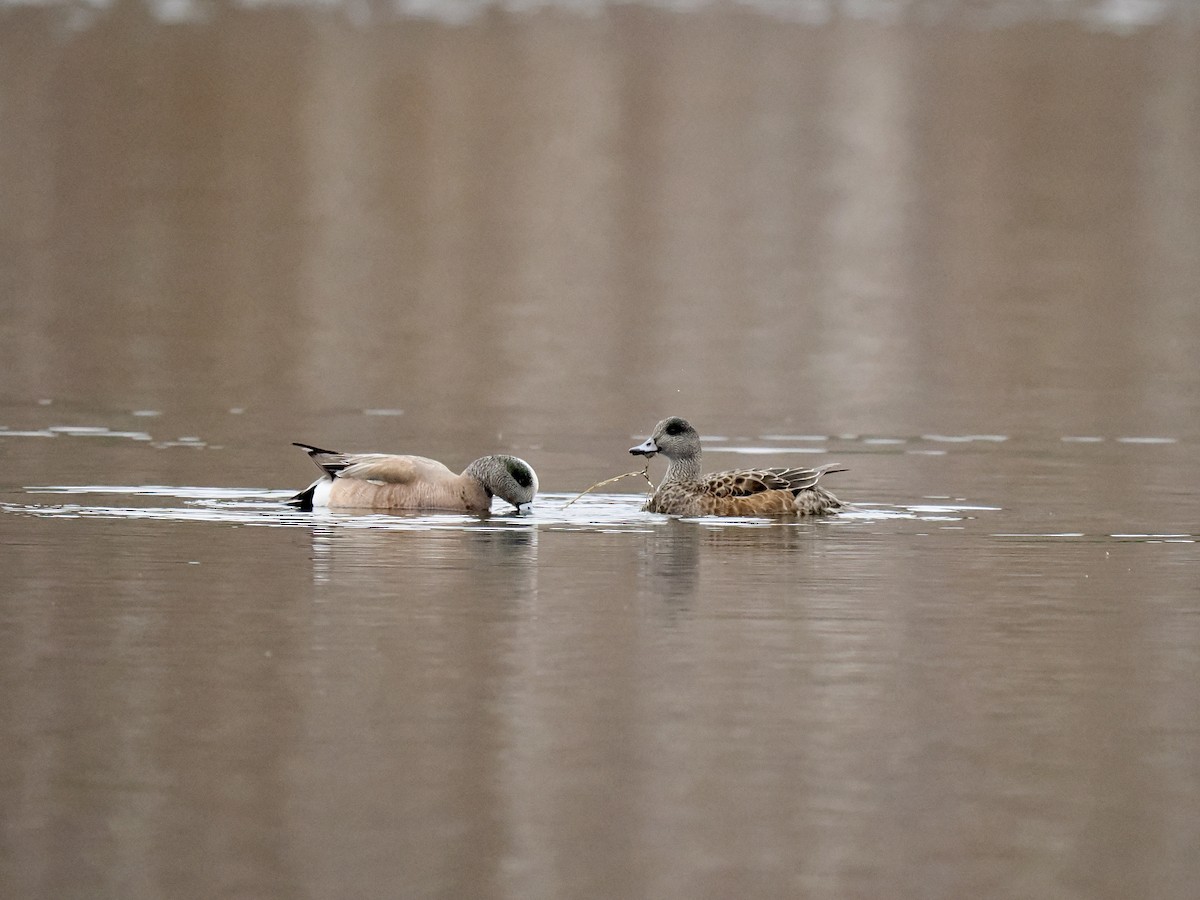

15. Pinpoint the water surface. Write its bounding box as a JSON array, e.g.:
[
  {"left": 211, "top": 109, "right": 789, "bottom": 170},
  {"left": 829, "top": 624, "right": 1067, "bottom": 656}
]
[{"left": 2, "top": 3, "right": 1199, "bottom": 898}]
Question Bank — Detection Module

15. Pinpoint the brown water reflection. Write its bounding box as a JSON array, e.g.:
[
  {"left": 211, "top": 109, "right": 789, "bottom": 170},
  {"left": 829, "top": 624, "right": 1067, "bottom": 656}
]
[
  {"left": 2, "top": 4, "right": 1200, "bottom": 899},
  {"left": 5, "top": 6, "right": 1200, "bottom": 441}
]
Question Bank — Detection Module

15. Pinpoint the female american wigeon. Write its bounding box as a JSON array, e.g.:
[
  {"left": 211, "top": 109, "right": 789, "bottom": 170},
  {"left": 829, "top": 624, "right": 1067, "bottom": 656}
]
[
  {"left": 629, "top": 417, "right": 845, "bottom": 517},
  {"left": 288, "top": 442, "right": 538, "bottom": 514}
]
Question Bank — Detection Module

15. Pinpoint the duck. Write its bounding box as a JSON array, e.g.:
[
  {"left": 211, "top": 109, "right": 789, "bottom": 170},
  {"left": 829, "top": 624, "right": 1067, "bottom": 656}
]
[
  {"left": 288, "top": 442, "right": 538, "bottom": 514},
  {"left": 629, "top": 417, "right": 845, "bottom": 517}
]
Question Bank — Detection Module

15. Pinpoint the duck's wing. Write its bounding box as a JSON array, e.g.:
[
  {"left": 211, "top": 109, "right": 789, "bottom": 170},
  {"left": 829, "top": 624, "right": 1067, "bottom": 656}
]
[
  {"left": 760, "top": 463, "right": 847, "bottom": 493},
  {"left": 337, "top": 454, "right": 455, "bottom": 484},
  {"left": 292, "top": 443, "right": 454, "bottom": 484},
  {"left": 702, "top": 470, "right": 791, "bottom": 499},
  {"left": 703, "top": 463, "right": 846, "bottom": 498}
]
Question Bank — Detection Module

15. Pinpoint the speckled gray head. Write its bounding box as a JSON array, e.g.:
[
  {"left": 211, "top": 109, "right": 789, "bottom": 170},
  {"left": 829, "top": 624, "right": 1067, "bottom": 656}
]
[
  {"left": 629, "top": 417, "right": 699, "bottom": 461},
  {"left": 466, "top": 455, "right": 539, "bottom": 513}
]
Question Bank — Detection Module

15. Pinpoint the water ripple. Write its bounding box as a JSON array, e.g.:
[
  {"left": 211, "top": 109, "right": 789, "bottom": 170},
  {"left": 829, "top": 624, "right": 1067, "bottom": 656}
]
[
  {"left": 9, "top": 486, "right": 1194, "bottom": 543},
  {"left": 5, "top": 487, "right": 997, "bottom": 533}
]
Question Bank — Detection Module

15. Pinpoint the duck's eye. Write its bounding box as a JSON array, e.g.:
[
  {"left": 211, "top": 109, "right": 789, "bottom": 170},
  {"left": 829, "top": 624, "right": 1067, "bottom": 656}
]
[
  {"left": 507, "top": 462, "right": 533, "bottom": 488},
  {"left": 664, "top": 421, "right": 686, "bottom": 436}
]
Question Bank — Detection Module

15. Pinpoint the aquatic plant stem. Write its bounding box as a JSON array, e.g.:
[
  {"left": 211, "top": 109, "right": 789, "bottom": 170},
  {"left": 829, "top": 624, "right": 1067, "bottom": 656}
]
[{"left": 563, "top": 464, "right": 655, "bottom": 508}]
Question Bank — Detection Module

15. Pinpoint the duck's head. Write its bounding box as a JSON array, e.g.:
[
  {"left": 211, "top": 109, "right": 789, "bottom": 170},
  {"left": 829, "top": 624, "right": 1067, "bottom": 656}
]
[
  {"left": 629, "top": 416, "right": 700, "bottom": 461},
  {"left": 471, "top": 455, "right": 539, "bottom": 513}
]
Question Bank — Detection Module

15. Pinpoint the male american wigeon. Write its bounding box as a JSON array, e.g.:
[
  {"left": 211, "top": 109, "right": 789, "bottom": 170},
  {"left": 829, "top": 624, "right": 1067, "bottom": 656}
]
[
  {"left": 288, "top": 442, "right": 538, "bottom": 514},
  {"left": 629, "top": 417, "right": 845, "bottom": 517}
]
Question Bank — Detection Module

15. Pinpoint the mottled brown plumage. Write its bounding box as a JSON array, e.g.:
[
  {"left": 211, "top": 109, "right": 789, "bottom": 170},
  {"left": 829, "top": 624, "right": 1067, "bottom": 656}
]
[
  {"left": 288, "top": 443, "right": 538, "bottom": 513},
  {"left": 629, "top": 417, "right": 845, "bottom": 517}
]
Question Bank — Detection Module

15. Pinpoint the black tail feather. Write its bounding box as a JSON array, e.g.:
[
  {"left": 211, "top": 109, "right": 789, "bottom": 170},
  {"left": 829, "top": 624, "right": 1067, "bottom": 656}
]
[
  {"left": 293, "top": 441, "right": 341, "bottom": 456},
  {"left": 287, "top": 482, "right": 318, "bottom": 511},
  {"left": 293, "top": 441, "right": 352, "bottom": 478}
]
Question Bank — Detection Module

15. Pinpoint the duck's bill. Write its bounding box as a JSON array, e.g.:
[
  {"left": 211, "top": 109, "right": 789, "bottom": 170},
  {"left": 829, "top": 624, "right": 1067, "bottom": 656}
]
[
  {"left": 514, "top": 502, "right": 533, "bottom": 515},
  {"left": 629, "top": 438, "right": 659, "bottom": 457}
]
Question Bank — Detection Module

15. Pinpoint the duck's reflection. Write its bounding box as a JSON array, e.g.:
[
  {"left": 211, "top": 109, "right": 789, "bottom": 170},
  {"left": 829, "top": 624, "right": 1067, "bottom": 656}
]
[
  {"left": 638, "top": 520, "right": 701, "bottom": 606},
  {"left": 637, "top": 518, "right": 835, "bottom": 607},
  {"left": 307, "top": 514, "right": 539, "bottom": 590}
]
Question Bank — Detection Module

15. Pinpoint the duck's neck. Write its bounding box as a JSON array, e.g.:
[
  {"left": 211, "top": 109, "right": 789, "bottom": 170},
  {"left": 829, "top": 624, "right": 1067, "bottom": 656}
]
[{"left": 661, "top": 454, "right": 701, "bottom": 485}]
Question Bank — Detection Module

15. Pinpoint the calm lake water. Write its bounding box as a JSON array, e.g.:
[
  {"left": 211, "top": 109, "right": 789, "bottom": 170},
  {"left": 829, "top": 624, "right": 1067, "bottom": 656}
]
[{"left": 2, "top": 2, "right": 1199, "bottom": 898}]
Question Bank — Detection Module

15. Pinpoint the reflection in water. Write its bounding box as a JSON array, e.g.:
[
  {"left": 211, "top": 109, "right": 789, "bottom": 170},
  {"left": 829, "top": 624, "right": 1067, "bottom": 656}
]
[
  {"left": 638, "top": 518, "right": 853, "bottom": 609},
  {"left": 2, "top": 476, "right": 1199, "bottom": 896},
  {"left": 308, "top": 516, "right": 540, "bottom": 586},
  {"left": 2, "top": 5, "right": 1198, "bottom": 446},
  {"left": 639, "top": 520, "right": 702, "bottom": 605},
  {"left": 9, "top": 0, "right": 1196, "bottom": 31}
]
